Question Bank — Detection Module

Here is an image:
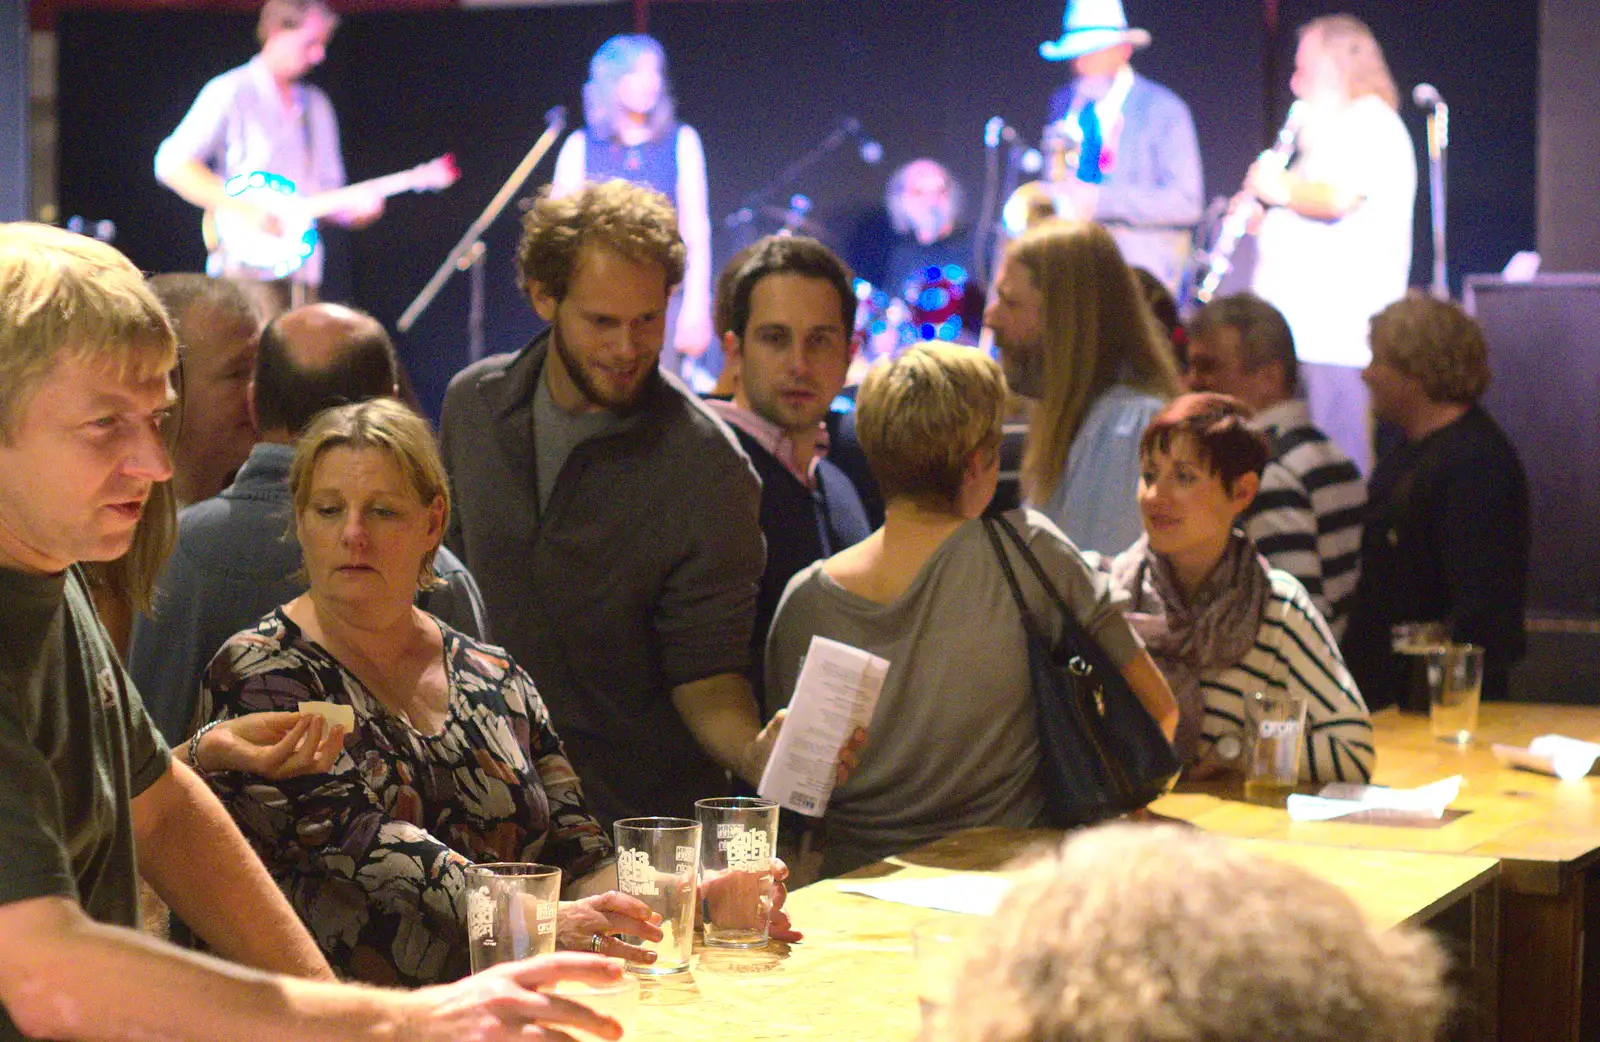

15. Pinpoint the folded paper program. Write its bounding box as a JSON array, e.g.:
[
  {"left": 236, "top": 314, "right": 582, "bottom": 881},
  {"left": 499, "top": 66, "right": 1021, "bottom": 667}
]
[
  {"left": 1286, "top": 776, "right": 1463, "bottom": 823},
  {"left": 1492, "top": 734, "right": 1600, "bottom": 780}
]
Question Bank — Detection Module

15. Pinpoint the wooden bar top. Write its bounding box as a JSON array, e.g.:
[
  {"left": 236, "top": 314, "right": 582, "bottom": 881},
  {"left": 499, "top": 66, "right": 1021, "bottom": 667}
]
[
  {"left": 1152, "top": 704, "right": 1600, "bottom": 893},
  {"left": 632, "top": 826, "right": 1498, "bottom": 1040}
]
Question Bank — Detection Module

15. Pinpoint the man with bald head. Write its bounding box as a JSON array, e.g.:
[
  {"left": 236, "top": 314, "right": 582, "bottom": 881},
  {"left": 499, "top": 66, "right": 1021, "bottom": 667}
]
[{"left": 129, "top": 302, "right": 487, "bottom": 745}]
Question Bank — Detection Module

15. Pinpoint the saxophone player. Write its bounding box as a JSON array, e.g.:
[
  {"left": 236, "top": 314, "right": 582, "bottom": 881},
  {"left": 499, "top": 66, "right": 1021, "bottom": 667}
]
[
  {"left": 1032, "top": 0, "right": 1204, "bottom": 292},
  {"left": 1244, "top": 14, "right": 1417, "bottom": 476}
]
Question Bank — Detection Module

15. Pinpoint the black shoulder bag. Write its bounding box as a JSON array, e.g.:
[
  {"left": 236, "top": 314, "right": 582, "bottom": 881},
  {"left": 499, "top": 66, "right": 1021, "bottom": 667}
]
[{"left": 983, "top": 515, "right": 1180, "bottom": 827}]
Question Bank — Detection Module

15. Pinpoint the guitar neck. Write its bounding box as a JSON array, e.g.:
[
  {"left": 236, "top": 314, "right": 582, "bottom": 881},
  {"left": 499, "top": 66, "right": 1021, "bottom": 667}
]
[{"left": 302, "top": 170, "right": 432, "bottom": 219}]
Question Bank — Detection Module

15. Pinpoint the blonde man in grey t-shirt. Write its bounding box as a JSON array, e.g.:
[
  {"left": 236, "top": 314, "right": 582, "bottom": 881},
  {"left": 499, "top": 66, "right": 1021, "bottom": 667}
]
[{"left": 765, "top": 343, "right": 1177, "bottom": 877}]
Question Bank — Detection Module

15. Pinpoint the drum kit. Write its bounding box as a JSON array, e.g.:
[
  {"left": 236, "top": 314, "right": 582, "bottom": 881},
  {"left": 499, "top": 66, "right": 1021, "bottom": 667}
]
[{"left": 721, "top": 104, "right": 1277, "bottom": 366}]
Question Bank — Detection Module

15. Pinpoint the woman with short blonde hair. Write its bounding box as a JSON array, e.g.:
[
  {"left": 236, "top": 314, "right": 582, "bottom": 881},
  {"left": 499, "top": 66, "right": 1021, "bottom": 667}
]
[
  {"left": 766, "top": 343, "right": 1177, "bottom": 876},
  {"left": 854, "top": 341, "right": 1007, "bottom": 512}
]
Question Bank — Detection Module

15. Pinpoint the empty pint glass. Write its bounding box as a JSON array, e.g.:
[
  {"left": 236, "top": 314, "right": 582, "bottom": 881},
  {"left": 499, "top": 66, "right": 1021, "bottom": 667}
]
[
  {"left": 695, "top": 797, "right": 779, "bottom": 948},
  {"left": 1428, "top": 643, "right": 1484, "bottom": 744},
  {"left": 613, "top": 817, "right": 700, "bottom": 974},
  {"left": 465, "top": 863, "right": 561, "bottom": 972}
]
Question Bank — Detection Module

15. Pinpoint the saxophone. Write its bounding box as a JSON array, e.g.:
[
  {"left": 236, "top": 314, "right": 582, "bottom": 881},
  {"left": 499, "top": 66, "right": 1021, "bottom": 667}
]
[
  {"left": 1000, "top": 117, "right": 1085, "bottom": 238},
  {"left": 1195, "top": 101, "right": 1306, "bottom": 305}
]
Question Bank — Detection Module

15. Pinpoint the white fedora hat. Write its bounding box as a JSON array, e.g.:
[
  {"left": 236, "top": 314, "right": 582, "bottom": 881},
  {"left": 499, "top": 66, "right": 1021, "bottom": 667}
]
[{"left": 1039, "top": 0, "right": 1152, "bottom": 62}]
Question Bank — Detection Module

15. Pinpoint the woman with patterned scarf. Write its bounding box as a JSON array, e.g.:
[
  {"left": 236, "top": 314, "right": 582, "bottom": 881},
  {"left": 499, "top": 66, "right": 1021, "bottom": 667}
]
[{"left": 1107, "top": 392, "right": 1374, "bottom": 782}]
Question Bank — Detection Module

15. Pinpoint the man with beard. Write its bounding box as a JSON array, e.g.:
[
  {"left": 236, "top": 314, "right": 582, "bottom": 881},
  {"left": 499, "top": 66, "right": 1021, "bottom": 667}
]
[
  {"left": 705, "top": 236, "right": 871, "bottom": 710},
  {"left": 440, "top": 180, "right": 776, "bottom": 827}
]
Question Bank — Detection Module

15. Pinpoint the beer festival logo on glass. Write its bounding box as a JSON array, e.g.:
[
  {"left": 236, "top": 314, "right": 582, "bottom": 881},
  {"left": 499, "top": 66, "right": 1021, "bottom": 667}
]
[
  {"left": 1259, "top": 720, "right": 1299, "bottom": 739},
  {"left": 535, "top": 899, "right": 558, "bottom": 937},
  {"left": 618, "top": 848, "right": 661, "bottom": 896},
  {"left": 676, "top": 846, "right": 697, "bottom": 873},
  {"left": 718, "top": 825, "right": 770, "bottom": 870},
  {"left": 466, "top": 886, "right": 495, "bottom": 945}
]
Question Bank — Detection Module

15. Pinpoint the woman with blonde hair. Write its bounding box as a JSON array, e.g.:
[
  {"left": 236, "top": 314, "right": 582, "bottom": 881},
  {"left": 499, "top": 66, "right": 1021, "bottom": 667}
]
[
  {"left": 551, "top": 34, "right": 713, "bottom": 385},
  {"left": 765, "top": 342, "right": 1176, "bottom": 877},
  {"left": 189, "top": 398, "right": 696, "bottom": 984},
  {"left": 985, "top": 219, "right": 1182, "bottom": 554}
]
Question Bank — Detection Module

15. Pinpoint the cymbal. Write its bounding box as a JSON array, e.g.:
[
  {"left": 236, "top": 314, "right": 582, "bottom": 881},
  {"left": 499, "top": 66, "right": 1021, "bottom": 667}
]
[{"left": 758, "top": 206, "right": 832, "bottom": 238}]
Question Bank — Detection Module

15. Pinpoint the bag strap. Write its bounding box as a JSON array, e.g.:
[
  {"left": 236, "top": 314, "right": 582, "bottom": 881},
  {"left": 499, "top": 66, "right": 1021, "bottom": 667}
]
[
  {"left": 982, "top": 517, "right": 1049, "bottom": 646},
  {"left": 992, "top": 513, "right": 1099, "bottom": 648}
]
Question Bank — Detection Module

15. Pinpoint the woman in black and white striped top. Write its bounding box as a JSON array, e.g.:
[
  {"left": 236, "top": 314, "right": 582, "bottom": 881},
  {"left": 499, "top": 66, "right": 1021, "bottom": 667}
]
[{"left": 1106, "top": 393, "right": 1373, "bottom": 783}]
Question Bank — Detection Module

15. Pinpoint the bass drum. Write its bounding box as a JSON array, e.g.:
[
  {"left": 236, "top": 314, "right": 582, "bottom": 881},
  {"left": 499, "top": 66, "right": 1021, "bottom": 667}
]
[{"left": 854, "top": 263, "right": 976, "bottom": 366}]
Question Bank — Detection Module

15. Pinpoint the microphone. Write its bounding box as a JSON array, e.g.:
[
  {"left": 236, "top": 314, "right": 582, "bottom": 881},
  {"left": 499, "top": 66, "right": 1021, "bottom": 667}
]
[
  {"left": 842, "top": 117, "right": 883, "bottom": 165},
  {"left": 985, "top": 117, "right": 1020, "bottom": 149},
  {"left": 1412, "top": 83, "right": 1448, "bottom": 154}
]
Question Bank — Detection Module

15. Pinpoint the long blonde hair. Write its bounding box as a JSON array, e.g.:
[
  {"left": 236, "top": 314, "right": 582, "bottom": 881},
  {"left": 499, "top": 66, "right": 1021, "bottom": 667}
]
[
  {"left": 1303, "top": 14, "right": 1399, "bottom": 110},
  {"left": 1010, "top": 221, "right": 1181, "bottom": 505}
]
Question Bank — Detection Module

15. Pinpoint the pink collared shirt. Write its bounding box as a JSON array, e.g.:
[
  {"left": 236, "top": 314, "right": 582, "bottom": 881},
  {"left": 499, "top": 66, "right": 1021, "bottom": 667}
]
[{"left": 705, "top": 398, "right": 829, "bottom": 490}]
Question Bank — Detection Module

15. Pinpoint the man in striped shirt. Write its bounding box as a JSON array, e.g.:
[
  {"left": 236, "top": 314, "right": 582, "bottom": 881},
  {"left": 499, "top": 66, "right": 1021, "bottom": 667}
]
[{"left": 1185, "top": 293, "right": 1366, "bottom": 636}]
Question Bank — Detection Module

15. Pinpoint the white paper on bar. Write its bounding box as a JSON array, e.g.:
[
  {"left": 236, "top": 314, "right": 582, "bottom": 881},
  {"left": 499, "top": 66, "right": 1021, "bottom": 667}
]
[
  {"left": 835, "top": 874, "right": 1012, "bottom": 917},
  {"left": 1493, "top": 734, "right": 1600, "bottom": 780},
  {"left": 1286, "top": 775, "right": 1462, "bottom": 822},
  {"left": 758, "top": 635, "right": 888, "bottom": 817}
]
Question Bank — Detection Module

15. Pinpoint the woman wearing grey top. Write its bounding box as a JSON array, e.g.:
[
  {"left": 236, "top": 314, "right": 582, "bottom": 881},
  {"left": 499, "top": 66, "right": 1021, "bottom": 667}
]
[{"left": 765, "top": 343, "right": 1177, "bottom": 877}]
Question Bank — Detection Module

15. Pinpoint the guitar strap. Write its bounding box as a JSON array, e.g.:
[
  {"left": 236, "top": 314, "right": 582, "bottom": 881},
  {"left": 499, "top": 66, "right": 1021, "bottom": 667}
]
[{"left": 297, "top": 86, "right": 317, "bottom": 190}]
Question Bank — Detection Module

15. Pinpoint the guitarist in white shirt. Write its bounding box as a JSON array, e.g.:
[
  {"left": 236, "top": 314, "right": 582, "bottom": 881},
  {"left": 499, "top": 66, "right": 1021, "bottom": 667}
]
[{"left": 155, "top": 0, "right": 382, "bottom": 304}]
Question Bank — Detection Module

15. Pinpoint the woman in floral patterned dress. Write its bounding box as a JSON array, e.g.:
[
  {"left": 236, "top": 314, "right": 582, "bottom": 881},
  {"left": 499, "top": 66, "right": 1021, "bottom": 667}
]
[{"left": 187, "top": 399, "right": 670, "bottom": 985}]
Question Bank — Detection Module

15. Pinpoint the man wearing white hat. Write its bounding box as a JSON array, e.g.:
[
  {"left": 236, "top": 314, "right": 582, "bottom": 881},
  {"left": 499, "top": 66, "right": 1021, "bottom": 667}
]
[{"left": 1038, "top": 0, "right": 1203, "bottom": 291}]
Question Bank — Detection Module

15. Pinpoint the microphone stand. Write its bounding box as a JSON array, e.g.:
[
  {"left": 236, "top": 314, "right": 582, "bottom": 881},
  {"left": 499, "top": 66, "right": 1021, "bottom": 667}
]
[
  {"left": 1424, "top": 100, "right": 1449, "bottom": 299},
  {"left": 722, "top": 119, "right": 860, "bottom": 249},
  {"left": 398, "top": 107, "right": 567, "bottom": 361},
  {"left": 973, "top": 119, "right": 1006, "bottom": 287}
]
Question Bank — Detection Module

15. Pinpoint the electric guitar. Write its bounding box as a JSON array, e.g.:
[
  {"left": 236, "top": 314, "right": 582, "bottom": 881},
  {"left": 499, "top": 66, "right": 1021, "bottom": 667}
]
[{"left": 203, "top": 154, "right": 459, "bottom": 279}]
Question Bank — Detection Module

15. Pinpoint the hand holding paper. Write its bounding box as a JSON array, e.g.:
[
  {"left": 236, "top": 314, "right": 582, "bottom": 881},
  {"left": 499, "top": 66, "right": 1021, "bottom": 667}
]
[{"left": 759, "top": 636, "right": 888, "bottom": 816}]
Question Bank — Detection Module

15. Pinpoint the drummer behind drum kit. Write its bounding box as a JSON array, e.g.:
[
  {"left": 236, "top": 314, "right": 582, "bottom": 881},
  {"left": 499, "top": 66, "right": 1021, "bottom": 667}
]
[{"left": 739, "top": 101, "right": 1304, "bottom": 365}]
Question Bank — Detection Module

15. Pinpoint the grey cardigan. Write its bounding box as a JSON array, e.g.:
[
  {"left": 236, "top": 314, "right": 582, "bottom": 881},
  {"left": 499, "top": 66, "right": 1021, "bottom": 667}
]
[{"left": 439, "top": 332, "right": 763, "bottom": 826}]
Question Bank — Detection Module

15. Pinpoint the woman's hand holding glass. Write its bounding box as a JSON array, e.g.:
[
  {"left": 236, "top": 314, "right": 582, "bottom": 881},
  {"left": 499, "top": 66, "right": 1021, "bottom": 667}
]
[{"left": 557, "top": 891, "right": 664, "bottom": 964}]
